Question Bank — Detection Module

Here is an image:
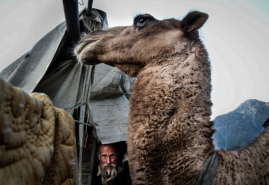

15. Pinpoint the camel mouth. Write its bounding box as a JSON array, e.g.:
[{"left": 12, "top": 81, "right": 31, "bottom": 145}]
[
  {"left": 75, "top": 39, "right": 102, "bottom": 65},
  {"left": 74, "top": 40, "right": 99, "bottom": 56}
]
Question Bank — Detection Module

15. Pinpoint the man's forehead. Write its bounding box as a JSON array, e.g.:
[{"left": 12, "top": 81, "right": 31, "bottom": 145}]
[{"left": 100, "top": 144, "right": 117, "bottom": 154}]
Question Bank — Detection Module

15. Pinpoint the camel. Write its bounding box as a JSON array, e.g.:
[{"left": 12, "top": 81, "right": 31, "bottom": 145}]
[
  {"left": 75, "top": 11, "right": 269, "bottom": 185},
  {"left": 0, "top": 76, "right": 77, "bottom": 185}
]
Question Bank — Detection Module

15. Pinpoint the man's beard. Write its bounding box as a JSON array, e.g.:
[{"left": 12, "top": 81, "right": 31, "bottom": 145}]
[{"left": 101, "top": 163, "right": 118, "bottom": 178}]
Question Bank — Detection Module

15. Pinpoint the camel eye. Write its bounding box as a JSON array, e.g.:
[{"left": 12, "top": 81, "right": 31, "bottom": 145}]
[
  {"left": 134, "top": 14, "right": 156, "bottom": 29},
  {"left": 138, "top": 18, "right": 146, "bottom": 24},
  {"left": 136, "top": 18, "right": 148, "bottom": 28}
]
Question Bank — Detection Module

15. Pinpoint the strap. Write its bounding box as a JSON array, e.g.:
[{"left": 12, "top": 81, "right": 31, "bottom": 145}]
[{"left": 191, "top": 152, "right": 219, "bottom": 185}]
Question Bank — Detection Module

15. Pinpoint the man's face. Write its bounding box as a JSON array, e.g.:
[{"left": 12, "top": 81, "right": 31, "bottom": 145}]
[{"left": 99, "top": 145, "right": 117, "bottom": 172}]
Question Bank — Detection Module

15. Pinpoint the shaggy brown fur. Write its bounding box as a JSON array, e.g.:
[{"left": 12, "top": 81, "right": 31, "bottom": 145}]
[{"left": 75, "top": 11, "right": 269, "bottom": 185}]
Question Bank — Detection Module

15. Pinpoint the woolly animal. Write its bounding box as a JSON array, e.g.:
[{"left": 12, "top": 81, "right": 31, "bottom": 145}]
[
  {"left": 75, "top": 11, "right": 269, "bottom": 185},
  {"left": 0, "top": 76, "right": 77, "bottom": 185}
]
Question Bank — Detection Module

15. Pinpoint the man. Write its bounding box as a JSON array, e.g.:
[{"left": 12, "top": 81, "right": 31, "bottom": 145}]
[{"left": 92, "top": 143, "right": 132, "bottom": 185}]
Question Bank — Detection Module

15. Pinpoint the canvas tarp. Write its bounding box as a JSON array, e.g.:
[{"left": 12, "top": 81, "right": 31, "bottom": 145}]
[
  {"left": 0, "top": 8, "right": 132, "bottom": 145},
  {"left": 90, "top": 64, "right": 135, "bottom": 143},
  {"left": 0, "top": 8, "right": 134, "bottom": 185},
  {"left": 0, "top": 22, "right": 66, "bottom": 93}
]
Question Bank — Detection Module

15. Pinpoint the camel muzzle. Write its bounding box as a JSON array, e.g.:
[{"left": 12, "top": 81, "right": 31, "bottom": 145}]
[{"left": 74, "top": 39, "right": 99, "bottom": 56}]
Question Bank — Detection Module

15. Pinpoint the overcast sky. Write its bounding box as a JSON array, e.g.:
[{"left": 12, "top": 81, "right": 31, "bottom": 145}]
[{"left": 0, "top": 0, "right": 269, "bottom": 120}]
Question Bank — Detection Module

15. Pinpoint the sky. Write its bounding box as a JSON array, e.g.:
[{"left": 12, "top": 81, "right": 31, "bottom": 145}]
[{"left": 0, "top": 0, "right": 269, "bottom": 120}]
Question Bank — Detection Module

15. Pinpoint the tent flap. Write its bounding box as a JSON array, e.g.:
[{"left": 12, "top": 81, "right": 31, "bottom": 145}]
[
  {"left": 0, "top": 8, "right": 134, "bottom": 145},
  {"left": 1, "top": 22, "right": 66, "bottom": 93}
]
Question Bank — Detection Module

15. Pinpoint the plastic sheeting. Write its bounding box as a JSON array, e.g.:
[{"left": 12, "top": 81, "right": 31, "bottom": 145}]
[
  {"left": 34, "top": 60, "right": 82, "bottom": 115},
  {"left": 90, "top": 64, "right": 132, "bottom": 144},
  {"left": 0, "top": 8, "right": 133, "bottom": 145},
  {"left": 0, "top": 8, "right": 134, "bottom": 185},
  {"left": 0, "top": 22, "right": 66, "bottom": 93}
]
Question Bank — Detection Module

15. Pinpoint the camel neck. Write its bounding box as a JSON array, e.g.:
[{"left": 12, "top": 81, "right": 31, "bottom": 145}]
[{"left": 127, "top": 44, "right": 215, "bottom": 184}]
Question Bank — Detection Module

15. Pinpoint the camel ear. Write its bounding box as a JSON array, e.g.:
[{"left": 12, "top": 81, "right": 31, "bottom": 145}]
[{"left": 180, "top": 11, "right": 208, "bottom": 33}]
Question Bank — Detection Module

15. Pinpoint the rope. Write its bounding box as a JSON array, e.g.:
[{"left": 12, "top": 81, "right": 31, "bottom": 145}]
[
  {"left": 65, "top": 101, "right": 89, "bottom": 110},
  {"left": 64, "top": 92, "right": 131, "bottom": 110},
  {"left": 74, "top": 120, "right": 93, "bottom": 127},
  {"left": 73, "top": 0, "right": 84, "bottom": 5},
  {"left": 263, "top": 116, "right": 269, "bottom": 128},
  {"left": 74, "top": 120, "right": 98, "bottom": 142},
  {"left": 82, "top": 10, "right": 103, "bottom": 33}
]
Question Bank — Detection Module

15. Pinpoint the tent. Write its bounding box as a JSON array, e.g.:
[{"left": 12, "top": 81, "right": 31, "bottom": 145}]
[{"left": 0, "top": 2, "right": 133, "bottom": 185}]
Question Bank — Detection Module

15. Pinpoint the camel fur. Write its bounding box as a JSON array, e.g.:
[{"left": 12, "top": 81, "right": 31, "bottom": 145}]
[
  {"left": 0, "top": 76, "right": 77, "bottom": 185},
  {"left": 75, "top": 11, "right": 269, "bottom": 185}
]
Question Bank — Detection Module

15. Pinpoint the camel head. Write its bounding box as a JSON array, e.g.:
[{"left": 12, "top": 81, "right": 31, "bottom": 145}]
[{"left": 75, "top": 11, "right": 208, "bottom": 77}]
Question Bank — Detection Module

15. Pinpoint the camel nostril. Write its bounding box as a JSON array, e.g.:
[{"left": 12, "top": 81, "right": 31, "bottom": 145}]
[
  {"left": 74, "top": 42, "right": 88, "bottom": 56},
  {"left": 74, "top": 40, "right": 99, "bottom": 56}
]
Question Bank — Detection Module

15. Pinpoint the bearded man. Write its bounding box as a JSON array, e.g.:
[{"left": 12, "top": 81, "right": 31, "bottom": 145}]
[{"left": 92, "top": 144, "right": 132, "bottom": 185}]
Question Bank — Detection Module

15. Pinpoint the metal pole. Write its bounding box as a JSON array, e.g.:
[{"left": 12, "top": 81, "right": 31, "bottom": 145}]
[
  {"left": 87, "top": 0, "right": 94, "bottom": 15},
  {"left": 62, "top": 0, "right": 80, "bottom": 41}
]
